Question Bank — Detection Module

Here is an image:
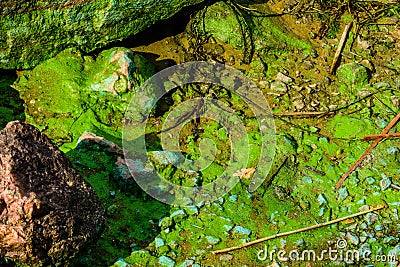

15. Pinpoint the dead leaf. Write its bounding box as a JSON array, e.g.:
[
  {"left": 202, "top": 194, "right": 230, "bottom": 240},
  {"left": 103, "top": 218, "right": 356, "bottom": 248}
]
[{"left": 233, "top": 168, "right": 256, "bottom": 179}]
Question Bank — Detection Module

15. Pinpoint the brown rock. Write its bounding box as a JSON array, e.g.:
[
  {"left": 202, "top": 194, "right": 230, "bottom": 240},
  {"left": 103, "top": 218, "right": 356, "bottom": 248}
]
[{"left": 0, "top": 121, "right": 105, "bottom": 267}]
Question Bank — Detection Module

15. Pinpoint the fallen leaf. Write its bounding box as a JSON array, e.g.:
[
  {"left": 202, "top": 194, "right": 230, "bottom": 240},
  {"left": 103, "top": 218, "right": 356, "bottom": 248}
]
[{"left": 233, "top": 168, "right": 256, "bottom": 179}]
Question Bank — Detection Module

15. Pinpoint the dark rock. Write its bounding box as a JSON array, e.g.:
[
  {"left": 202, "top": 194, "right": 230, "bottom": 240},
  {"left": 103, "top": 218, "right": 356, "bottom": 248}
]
[
  {"left": 0, "top": 0, "right": 203, "bottom": 69},
  {"left": 0, "top": 121, "right": 105, "bottom": 267}
]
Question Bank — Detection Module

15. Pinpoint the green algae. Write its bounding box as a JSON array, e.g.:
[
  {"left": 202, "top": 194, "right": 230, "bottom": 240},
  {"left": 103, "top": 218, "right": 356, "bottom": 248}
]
[
  {"left": 13, "top": 47, "right": 155, "bottom": 152},
  {"left": 0, "top": 73, "right": 25, "bottom": 129},
  {"left": 195, "top": 1, "right": 312, "bottom": 55},
  {"left": 66, "top": 139, "right": 170, "bottom": 267},
  {"left": 0, "top": 0, "right": 204, "bottom": 69}
]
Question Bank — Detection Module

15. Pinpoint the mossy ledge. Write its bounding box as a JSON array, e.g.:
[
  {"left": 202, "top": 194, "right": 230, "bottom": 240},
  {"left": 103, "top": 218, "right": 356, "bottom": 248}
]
[{"left": 0, "top": 0, "right": 203, "bottom": 69}]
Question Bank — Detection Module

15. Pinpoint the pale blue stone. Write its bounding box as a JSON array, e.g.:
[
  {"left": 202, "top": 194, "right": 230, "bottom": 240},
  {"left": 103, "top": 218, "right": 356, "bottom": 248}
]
[
  {"left": 387, "top": 147, "right": 399, "bottom": 155},
  {"left": 155, "top": 238, "right": 165, "bottom": 248},
  {"left": 319, "top": 207, "right": 325, "bottom": 216},
  {"left": 171, "top": 210, "right": 186, "bottom": 218},
  {"left": 158, "top": 256, "right": 175, "bottom": 267},
  {"left": 380, "top": 174, "right": 391, "bottom": 190},
  {"left": 229, "top": 194, "right": 238, "bottom": 202},
  {"left": 346, "top": 232, "right": 360, "bottom": 245},
  {"left": 114, "top": 258, "right": 131, "bottom": 267},
  {"left": 338, "top": 187, "right": 349, "bottom": 200},
  {"left": 213, "top": 202, "right": 224, "bottom": 211},
  {"left": 224, "top": 224, "right": 233, "bottom": 232},
  {"left": 302, "top": 176, "right": 313, "bottom": 183},
  {"left": 151, "top": 151, "right": 180, "bottom": 165},
  {"left": 375, "top": 225, "right": 385, "bottom": 231},
  {"left": 366, "top": 177, "right": 376, "bottom": 185},
  {"left": 233, "top": 226, "right": 252, "bottom": 236},
  {"left": 206, "top": 236, "right": 220, "bottom": 245},
  {"left": 317, "top": 194, "right": 328, "bottom": 206}
]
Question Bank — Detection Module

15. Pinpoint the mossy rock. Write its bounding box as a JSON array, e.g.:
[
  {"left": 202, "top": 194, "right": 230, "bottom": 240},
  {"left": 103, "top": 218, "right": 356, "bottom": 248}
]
[
  {"left": 13, "top": 47, "right": 155, "bottom": 151},
  {"left": 337, "top": 62, "right": 370, "bottom": 88},
  {"left": 194, "top": 1, "right": 312, "bottom": 53},
  {"left": 0, "top": 0, "right": 204, "bottom": 69}
]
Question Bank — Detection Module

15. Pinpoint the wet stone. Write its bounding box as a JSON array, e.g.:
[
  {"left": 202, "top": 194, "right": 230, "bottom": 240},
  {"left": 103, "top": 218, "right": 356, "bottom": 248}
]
[
  {"left": 180, "top": 260, "right": 195, "bottom": 267},
  {"left": 276, "top": 72, "right": 294, "bottom": 83},
  {"left": 366, "top": 177, "right": 376, "bottom": 185},
  {"left": 229, "top": 194, "right": 238, "bottom": 202},
  {"left": 233, "top": 226, "right": 252, "bottom": 236},
  {"left": 346, "top": 232, "right": 360, "bottom": 245},
  {"left": 380, "top": 174, "right": 392, "bottom": 191},
  {"left": 302, "top": 60, "right": 314, "bottom": 70},
  {"left": 317, "top": 194, "right": 328, "bottom": 206},
  {"left": 270, "top": 81, "right": 288, "bottom": 94},
  {"left": 155, "top": 238, "right": 165, "bottom": 248},
  {"left": 338, "top": 187, "right": 349, "bottom": 200},
  {"left": 387, "top": 147, "right": 399, "bottom": 155},
  {"left": 220, "top": 254, "right": 233, "bottom": 261},
  {"left": 159, "top": 217, "right": 173, "bottom": 229},
  {"left": 158, "top": 256, "right": 175, "bottom": 267},
  {"left": 366, "top": 213, "right": 379, "bottom": 225},
  {"left": 171, "top": 210, "right": 187, "bottom": 223},
  {"left": 205, "top": 236, "right": 220, "bottom": 245}
]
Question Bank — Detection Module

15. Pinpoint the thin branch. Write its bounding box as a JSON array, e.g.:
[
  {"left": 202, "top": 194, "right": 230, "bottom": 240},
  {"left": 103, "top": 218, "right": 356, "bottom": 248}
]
[
  {"left": 330, "top": 21, "right": 353, "bottom": 74},
  {"left": 212, "top": 202, "right": 387, "bottom": 254},
  {"left": 363, "top": 132, "right": 400, "bottom": 140},
  {"left": 273, "top": 111, "right": 334, "bottom": 117},
  {"left": 335, "top": 112, "right": 400, "bottom": 189}
]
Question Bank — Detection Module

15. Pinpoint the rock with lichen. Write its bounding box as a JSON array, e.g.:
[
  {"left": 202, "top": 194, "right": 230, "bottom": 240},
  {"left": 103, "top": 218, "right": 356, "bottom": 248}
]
[
  {"left": 0, "top": 0, "right": 204, "bottom": 69},
  {"left": 0, "top": 121, "right": 105, "bottom": 267}
]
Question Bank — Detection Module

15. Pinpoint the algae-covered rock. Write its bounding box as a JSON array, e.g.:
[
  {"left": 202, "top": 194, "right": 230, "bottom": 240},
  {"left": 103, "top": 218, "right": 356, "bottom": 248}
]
[
  {"left": 193, "top": 1, "right": 311, "bottom": 53},
  {"left": 337, "top": 62, "right": 370, "bottom": 87},
  {"left": 13, "top": 47, "right": 155, "bottom": 151},
  {"left": 0, "top": 0, "right": 204, "bottom": 69}
]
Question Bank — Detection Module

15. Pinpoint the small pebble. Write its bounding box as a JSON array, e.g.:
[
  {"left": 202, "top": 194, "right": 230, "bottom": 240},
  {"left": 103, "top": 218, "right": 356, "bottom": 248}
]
[
  {"left": 366, "top": 177, "right": 376, "bottom": 185},
  {"left": 233, "top": 226, "right": 252, "bottom": 236},
  {"left": 158, "top": 256, "right": 175, "bottom": 267},
  {"left": 317, "top": 194, "right": 328, "bottom": 206},
  {"left": 338, "top": 187, "right": 349, "bottom": 200},
  {"left": 206, "top": 236, "right": 220, "bottom": 245},
  {"left": 365, "top": 212, "right": 379, "bottom": 225},
  {"left": 229, "top": 194, "right": 238, "bottom": 202},
  {"left": 346, "top": 232, "right": 360, "bottom": 245},
  {"left": 387, "top": 147, "right": 399, "bottom": 155},
  {"left": 220, "top": 254, "right": 233, "bottom": 261},
  {"left": 155, "top": 238, "right": 165, "bottom": 248},
  {"left": 276, "top": 72, "right": 293, "bottom": 83},
  {"left": 380, "top": 174, "right": 392, "bottom": 191}
]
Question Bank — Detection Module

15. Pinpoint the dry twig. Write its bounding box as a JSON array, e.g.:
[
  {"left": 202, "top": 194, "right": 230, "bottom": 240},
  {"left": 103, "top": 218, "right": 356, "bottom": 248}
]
[
  {"left": 212, "top": 202, "right": 387, "bottom": 255},
  {"left": 335, "top": 112, "right": 400, "bottom": 189},
  {"left": 363, "top": 132, "right": 400, "bottom": 140},
  {"left": 330, "top": 21, "right": 353, "bottom": 74},
  {"left": 273, "top": 111, "right": 334, "bottom": 117}
]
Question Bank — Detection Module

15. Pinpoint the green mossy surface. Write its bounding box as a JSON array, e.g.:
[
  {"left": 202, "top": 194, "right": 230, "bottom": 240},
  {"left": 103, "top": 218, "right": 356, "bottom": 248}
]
[
  {"left": 2, "top": 2, "right": 400, "bottom": 266},
  {"left": 13, "top": 47, "right": 155, "bottom": 152},
  {"left": 0, "top": 73, "right": 25, "bottom": 128},
  {"left": 66, "top": 140, "right": 170, "bottom": 267},
  {"left": 0, "top": 0, "right": 203, "bottom": 69},
  {"left": 199, "top": 1, "right": 312, "bottom": 53}
]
